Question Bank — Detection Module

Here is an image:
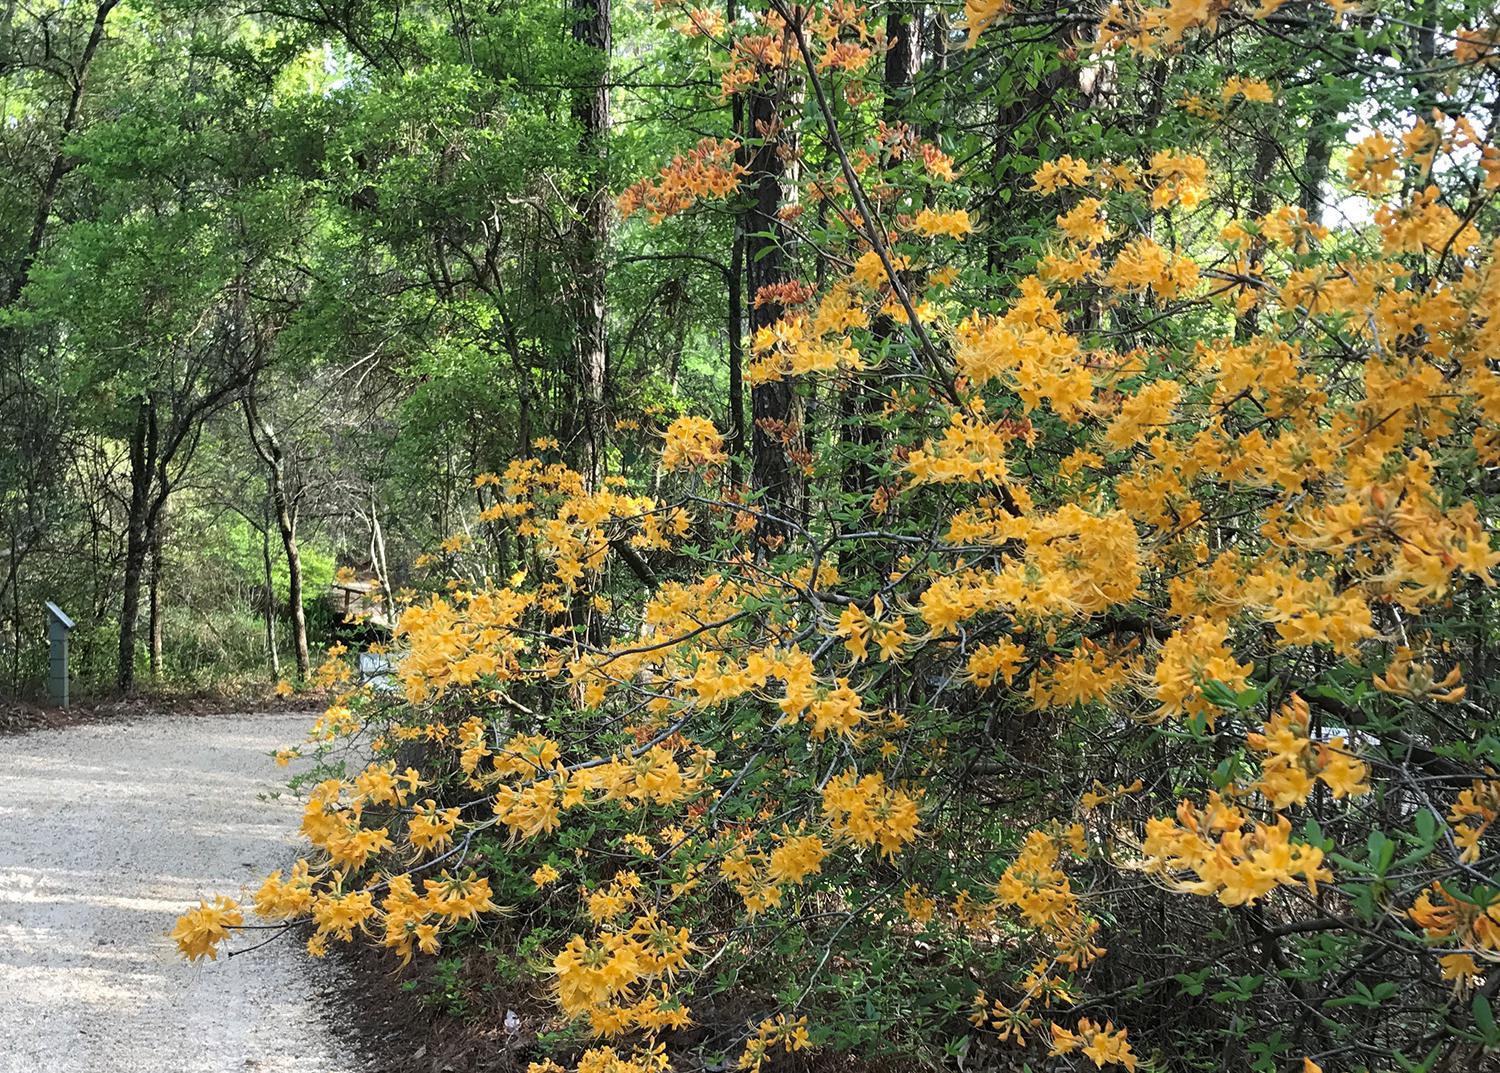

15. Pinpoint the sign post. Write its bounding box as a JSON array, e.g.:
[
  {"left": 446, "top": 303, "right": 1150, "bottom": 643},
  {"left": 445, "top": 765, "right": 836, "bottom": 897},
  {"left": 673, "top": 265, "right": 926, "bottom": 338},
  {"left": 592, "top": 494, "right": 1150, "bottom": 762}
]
[{"left": 45, "top": 601, "right": 74, "bottom": 707}]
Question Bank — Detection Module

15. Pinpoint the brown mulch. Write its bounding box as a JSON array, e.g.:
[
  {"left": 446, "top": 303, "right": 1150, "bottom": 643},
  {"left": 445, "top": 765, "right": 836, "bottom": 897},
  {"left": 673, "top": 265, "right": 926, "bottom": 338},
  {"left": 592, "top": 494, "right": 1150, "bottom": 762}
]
[
  {"left": 0, "top": 688, "right": 328, "bottom": 737},
  {"left": 324, "top": 942, "right": 549, "bottom": 1073}
]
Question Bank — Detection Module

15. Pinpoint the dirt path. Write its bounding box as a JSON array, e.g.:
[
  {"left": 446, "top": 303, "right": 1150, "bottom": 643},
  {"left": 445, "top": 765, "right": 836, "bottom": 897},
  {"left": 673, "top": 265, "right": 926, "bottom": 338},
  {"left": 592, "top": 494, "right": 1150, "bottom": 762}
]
[{"left": 0, "top": 711, "right": 368, "bottom": 1073}]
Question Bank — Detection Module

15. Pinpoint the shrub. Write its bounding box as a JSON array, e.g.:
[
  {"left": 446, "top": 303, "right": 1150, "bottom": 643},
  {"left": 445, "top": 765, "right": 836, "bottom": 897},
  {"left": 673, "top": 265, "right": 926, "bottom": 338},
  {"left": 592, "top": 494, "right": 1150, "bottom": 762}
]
[{"left": 179, "top": 6, "right": 1500, "bottom": 1073}]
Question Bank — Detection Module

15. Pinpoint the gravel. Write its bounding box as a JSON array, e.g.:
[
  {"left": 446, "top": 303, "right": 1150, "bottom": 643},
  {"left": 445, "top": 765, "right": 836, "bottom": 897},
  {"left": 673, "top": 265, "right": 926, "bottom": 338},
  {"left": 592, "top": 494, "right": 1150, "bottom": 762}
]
[{"left": 0, "top": 711, "right": 369, "bottom": 1073}]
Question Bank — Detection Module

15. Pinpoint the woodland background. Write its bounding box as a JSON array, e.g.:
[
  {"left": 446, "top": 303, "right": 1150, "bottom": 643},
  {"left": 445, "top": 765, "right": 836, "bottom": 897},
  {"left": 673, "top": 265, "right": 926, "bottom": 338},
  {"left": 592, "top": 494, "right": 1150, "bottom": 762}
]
[{"left": 0, "top": 0, "right": 1343, "bottom": 698}]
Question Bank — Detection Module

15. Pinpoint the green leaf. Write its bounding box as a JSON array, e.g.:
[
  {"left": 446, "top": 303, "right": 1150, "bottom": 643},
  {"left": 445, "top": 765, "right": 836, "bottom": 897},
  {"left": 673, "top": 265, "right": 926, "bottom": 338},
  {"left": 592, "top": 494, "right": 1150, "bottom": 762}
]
[
  {"left": 1415, "top": 808, "right": 1437, "bottom": 842},
  {"left": 1474, "top": 993, "right": 1498, "bottom": 1045}
]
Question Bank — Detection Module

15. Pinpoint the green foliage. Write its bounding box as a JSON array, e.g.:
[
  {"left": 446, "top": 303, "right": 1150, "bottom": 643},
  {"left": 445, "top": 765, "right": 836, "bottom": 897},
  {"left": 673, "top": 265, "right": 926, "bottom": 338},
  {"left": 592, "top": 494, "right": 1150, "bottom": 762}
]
[{"left": 213, "top": 515, "right": 337, "bottom": 610}]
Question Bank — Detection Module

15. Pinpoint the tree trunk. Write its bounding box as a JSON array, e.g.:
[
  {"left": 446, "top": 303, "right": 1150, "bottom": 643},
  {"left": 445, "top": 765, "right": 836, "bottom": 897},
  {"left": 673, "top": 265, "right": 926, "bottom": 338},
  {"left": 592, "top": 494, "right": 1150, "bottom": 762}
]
[
  {"left": 728, "top": 176, "right": 746, "bottom": 485},
  {"left": 147, "top": 509, "right": 164, "bottom": 679},
  {"left": 118, "top": 525, "right": 146, "bottom": 692},
  {"left": 746, "top": 80, "right": 798, "bottom": 541},
  {"left": 1236, "top": 128, "right": 1280, "bottom": 342},
  {"left": 924, "top": 10, "right": 949, "bottom": 140},
  {"left": 281, "top": 512, "right": 309, "bottom": 678},
  {"left": 570, "top": 0, "right": 611, "bottom": 490},
  {"left": 885, "top": 7, "right": 919, "bottom": 119},
  {"left": 118, "top": 402, "right": 153, "bottom": 692},
  {"left": 1298, "top": 89, "right": 1342, "bottom": 226},
  {"left": 727, "top": 221, "right": 746, "bottom": 486},
  {"left": 260, "top": 511, "right": 280, "bottom": 680},
  {"left": 5, "top": 527, "right": 21, "bottom": 692},
  {"left": 369, "top": 498, "right": 395, "bottom": 627},
  {"left": 245, "top": 393, "right": 310, "bottom": 678}
]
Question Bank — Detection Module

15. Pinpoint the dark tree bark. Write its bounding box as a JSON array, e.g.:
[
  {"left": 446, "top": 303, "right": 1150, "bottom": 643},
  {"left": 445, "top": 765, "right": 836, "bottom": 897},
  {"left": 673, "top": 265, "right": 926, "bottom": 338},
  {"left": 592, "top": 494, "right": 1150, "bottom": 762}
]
[
  {"left": 924, "top": 8, "right": 949, "bottom": 134},
  {"left": 728, "top": 121, "right": 747, "bottom": 484},
  {"left": 884, "top": 7, "right": 920, "bottom": 119},
  {"left": 1236, "top": 127, "right": 1280, "bottom": 341},
  {"left": 147, "top": 509, "right": 164, "bottom": 678},
  {"left": 1298, "top": 90, "right": 1343, "bottom": 226},
  {"left": 118, "top": 400, "right": 155, "bottom": 690},
  {"left": 727, "top": 213, "right": 746, "bottom": 485},
  {"left": 569, "top": 0, "right": 611, "bottom": 490},
  {"left": 978, "top": 23, "right": 1088, "bottom": 275},
  {"left": 4, "top": 528, "right": 20, "bottom": 691},
  {"left": 725, "top": 0, "right": 747, "bottom": 486},
  {"left": 1299, "top": 123, "right": 1333, "bottom": 226},
  {"left": 746, "top": 77, "right": 799, "bottom": 541}
]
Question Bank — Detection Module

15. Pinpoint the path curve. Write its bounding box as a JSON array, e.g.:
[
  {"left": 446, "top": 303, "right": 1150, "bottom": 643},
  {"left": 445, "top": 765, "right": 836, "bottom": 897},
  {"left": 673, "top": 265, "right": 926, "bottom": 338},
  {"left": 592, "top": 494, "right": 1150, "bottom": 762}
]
[{"left": 0, "top": 711, "right": 365, "bottom": 1073}]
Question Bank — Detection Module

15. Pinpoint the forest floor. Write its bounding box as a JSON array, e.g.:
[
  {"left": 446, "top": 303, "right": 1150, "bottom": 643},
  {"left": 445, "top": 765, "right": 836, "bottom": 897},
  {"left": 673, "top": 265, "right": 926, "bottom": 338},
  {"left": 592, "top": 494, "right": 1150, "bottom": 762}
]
[{"left": 0, "top": 709, "right": 397, "bottom": 1073}]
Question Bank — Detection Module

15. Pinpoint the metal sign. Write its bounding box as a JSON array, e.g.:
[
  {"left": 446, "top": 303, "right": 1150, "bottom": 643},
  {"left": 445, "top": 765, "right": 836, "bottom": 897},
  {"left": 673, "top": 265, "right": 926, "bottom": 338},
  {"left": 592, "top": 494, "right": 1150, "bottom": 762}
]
[{"left": 45, "top": 602, "right": 74, "bottom": 707}]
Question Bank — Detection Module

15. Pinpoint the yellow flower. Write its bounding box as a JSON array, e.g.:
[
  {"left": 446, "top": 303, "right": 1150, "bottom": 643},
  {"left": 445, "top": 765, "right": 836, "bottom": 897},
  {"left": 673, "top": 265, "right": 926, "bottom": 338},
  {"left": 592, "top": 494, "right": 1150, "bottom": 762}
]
[
  {"left": 1150, "top": 617, "right": 1250, "bottom": 725},
  {"left": 766, "top": 834, "right": 827, "bottom": 885},
  {"left": 409, "top": 800, "right": 460, "bottom": 854},
  {"left": 1032, "top": 155, "right": 1091, "bottom": 193},
  {"left": 1056, "top": 197, "right": 1109, "bottom": 246},
  {"left": 1222, "top": 76, "right": 1274, "bottom": 103},
  {"left": 821, "top": 769, "right": 919, "bottom": 856},
  {"left": 660, "top": 415, "right": 726, "bottom": 471},
  {"left": 172, "top": 896, "right": 243, "bottom": 961},
  {"left": 912, "top": 207, "right": 973, "bottom": 239},
  {"left": 254, "top": 861, "right": 316, "bottom": 920},
  {"left": 962, "top": 0, "right": 1010, "bottom": 47},
  {"left": 1050, "top": 1018, "right": 1138, "bottom": 1070},
  {"left": 903, "top": 885, "right": 935, "bottom": 924}
]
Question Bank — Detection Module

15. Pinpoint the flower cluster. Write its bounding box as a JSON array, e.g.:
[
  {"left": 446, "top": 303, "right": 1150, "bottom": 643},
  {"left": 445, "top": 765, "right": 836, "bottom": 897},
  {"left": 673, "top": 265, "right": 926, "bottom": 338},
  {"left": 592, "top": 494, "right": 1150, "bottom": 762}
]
[{"left": 617, "top": 138, "right": 746, "bottom": 222}]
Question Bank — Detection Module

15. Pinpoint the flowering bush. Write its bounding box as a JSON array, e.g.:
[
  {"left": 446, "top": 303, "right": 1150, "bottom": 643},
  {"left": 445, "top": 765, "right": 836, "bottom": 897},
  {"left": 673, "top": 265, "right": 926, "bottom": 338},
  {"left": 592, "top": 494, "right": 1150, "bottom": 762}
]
[{"left": 180, "top": 3, "right": 1500, "bottom": 1072}]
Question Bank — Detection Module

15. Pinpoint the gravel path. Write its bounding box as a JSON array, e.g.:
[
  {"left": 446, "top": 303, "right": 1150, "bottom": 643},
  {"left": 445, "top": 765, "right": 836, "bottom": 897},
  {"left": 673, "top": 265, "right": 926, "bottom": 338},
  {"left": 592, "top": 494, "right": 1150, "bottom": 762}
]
[{"left": 0, "top": 712, "right": 365, "bottom": 1073}]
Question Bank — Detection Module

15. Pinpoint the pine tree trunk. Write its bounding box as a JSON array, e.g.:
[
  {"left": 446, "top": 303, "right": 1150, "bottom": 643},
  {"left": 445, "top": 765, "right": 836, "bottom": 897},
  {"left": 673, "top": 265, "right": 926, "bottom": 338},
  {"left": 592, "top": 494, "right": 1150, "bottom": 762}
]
[{"left": 746, "top": 82, "right": 797, "bottom": 542}]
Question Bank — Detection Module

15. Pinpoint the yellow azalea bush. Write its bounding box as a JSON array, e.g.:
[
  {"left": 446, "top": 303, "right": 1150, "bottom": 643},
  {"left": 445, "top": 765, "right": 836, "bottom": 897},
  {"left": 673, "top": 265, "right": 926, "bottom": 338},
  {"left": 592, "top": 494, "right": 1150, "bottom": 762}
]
[{"left": 180, "top": 3, "right": 1500, "bottom": 1072}]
